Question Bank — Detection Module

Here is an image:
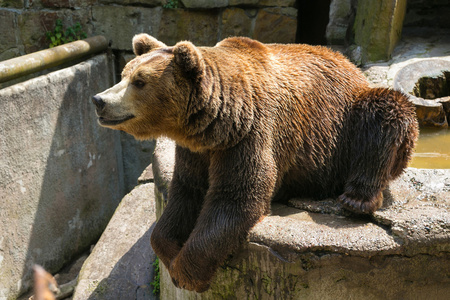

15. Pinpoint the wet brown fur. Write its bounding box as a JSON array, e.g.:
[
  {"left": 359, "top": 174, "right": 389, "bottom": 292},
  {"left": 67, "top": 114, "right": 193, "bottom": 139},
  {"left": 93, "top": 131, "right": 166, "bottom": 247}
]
[{"left": 93, "top": 34, "right": 418, "bottom": 292}]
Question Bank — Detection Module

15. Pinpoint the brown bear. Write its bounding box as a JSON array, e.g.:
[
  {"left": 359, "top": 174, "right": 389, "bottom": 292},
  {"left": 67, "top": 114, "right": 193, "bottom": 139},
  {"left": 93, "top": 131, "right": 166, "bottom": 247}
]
[{"left": 92, "top": 34, "right": 418, "bottom": 292}]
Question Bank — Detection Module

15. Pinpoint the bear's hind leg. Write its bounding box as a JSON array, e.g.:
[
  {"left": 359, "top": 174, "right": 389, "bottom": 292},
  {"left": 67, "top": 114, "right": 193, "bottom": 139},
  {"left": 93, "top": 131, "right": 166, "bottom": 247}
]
[{"left": 338, "top": 88, "right": 418, "bottom": 214}]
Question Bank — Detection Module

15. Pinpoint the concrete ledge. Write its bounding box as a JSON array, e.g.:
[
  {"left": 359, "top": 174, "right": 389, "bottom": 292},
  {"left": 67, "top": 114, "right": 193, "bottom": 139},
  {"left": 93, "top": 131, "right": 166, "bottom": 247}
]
[{"left": 153, "top": 137, "right": 450, "bottom": 299}]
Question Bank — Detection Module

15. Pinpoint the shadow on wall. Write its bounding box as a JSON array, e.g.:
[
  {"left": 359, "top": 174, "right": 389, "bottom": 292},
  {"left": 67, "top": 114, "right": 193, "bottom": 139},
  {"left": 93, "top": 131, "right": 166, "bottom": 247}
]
[{"left": 7, "top": 56, "right": 125, "bottom": 295}]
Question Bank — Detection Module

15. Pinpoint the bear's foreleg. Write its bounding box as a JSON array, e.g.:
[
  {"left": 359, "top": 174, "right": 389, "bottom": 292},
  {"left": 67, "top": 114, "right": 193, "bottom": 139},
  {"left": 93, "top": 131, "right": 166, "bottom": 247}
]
[
  {"left": 168, "top": 140, "right": 277, "bottom": 292},
  {"left": 338, "top": 88, "right": 418, "bottom": 214},
  {"left": 151, "top": 146, "right": 209, "bottom": 269}
]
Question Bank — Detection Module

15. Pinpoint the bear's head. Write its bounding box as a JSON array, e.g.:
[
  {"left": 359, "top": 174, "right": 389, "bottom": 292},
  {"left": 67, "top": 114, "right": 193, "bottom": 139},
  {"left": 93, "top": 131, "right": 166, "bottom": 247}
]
[{"left": 92, "top": 34, "right": 206, "bottom": 141}]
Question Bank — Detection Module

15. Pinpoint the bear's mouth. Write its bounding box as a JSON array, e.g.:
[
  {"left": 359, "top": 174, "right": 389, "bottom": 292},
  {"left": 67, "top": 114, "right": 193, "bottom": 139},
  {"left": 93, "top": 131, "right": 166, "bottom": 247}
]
[{"left": 98, "top": 115, "right": 135, "bottom": 126}]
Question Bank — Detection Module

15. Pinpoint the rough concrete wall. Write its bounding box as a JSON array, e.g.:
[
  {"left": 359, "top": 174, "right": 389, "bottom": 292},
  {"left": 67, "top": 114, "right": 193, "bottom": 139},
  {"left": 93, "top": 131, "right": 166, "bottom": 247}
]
[{"left": 0, "top": 54, "right": 125, "bottom": 300}]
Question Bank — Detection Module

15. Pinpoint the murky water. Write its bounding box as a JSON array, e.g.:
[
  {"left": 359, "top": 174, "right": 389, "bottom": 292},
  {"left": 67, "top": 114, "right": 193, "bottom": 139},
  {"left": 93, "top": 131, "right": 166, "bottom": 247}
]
[{"left": 410, "top": 128, "right": 450, "bottom": 169}]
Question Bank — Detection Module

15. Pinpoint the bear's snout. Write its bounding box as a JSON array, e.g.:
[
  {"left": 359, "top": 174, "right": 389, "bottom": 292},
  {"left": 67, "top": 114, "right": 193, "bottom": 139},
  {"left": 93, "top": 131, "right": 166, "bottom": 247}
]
[{"left": 92, "top": 95, "right": 106, "bottom": 112}]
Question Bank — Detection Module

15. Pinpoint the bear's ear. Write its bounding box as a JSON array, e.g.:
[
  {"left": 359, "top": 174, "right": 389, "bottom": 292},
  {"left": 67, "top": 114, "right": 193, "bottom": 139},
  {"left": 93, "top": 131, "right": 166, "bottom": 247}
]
[
  {"left": 132, "top": 34, "right": 166, "bottom": 56},
  {"left": 173, "top": 41, "right": 205, "bottom": 80}
]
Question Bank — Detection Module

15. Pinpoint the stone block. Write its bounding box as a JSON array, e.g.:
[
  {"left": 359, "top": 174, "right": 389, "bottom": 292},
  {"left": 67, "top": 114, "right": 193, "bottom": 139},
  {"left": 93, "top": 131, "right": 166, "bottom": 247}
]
[
  {"left": 181, "top": 0, "right": 228, "bottom": 8},
  {"left": 92, "top": 6, "right": 163, "bottom": 51},
  {"left": 18, "top": 9, "right": 92, "bottom": 53},
  {"left": 0, "top": 54, "right": 124, "bottom": 300},
  {"left": 353, "top": 0, "right": 407, "bottom": 63},
  {"left": 228, "top": 0, "right": 258, "bottom": 5},
  {"left": 393, "top": 59, "right": 450, "bottom": 128},
  {"left": 41, "top": 0, "right": 96, "bottom": 8},
  {"left": 158, "top": 9, "right": 219, "bottom": 46},
  {"left": 258, "top": 0, "right": 295, "bottom": 7},
  {"left": 326, "top": 0, "right": 352, "bottom": 45},
  {"left": 220, "top": 7, "right": 253, "bottom": 39},
  {"left": 0, "top": 10, "right": 24, "bottom": 61},
  {"left": 253, "top": 8, "right": 297, "bottom": 43},
  {"left": 0, "top": 0, "right": 23, "bottom": 8},
  {"left": 100, "top": 0, "right": 163, "bottom": 6}
]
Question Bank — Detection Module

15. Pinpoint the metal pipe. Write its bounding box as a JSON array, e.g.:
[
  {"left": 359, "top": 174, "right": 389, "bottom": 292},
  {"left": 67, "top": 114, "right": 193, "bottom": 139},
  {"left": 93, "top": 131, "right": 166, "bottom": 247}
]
[{"left": 0, "top": 35, "right": 108, "bottom": 84}]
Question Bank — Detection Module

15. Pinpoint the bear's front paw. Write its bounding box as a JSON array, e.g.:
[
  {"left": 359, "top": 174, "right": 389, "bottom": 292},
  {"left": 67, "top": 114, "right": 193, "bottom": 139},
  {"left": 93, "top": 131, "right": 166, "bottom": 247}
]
[
  {"left": 338, "top": 191, "right": 382, "bottom": 214},
  {"left": 169, "top": 253, "right": 211, "bottom": 293}
]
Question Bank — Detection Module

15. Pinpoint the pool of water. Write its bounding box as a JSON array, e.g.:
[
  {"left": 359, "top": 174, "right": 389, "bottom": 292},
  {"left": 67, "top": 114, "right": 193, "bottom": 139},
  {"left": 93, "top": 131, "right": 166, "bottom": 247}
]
[{"left": 410, "top": 128, "right": 450, "bottom": 169}]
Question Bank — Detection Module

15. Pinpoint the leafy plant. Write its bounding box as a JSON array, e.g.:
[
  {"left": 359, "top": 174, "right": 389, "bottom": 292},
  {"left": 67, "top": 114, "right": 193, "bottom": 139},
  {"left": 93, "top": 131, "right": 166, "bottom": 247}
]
[
  {"left": 46, "top": 19, "right": 87, "bottom": 48},
  {"left": 163, "top": 0, "right": 180, "bottom": 9},
  {"left": 150, "top": 257, "right": 160, "bottom": 295}
]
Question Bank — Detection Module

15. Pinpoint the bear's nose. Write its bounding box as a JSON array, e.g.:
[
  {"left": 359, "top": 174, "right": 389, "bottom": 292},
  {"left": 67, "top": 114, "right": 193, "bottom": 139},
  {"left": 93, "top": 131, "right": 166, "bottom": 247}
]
[{"left": 92, "top": 95, "right": 105, "bottom": 111}]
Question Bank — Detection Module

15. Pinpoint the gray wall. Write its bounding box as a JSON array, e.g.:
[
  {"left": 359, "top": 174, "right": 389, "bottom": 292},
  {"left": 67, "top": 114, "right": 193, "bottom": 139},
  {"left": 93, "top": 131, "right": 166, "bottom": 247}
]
[{"left": 0, "top": 53, "right": 151, "bottom": 300}]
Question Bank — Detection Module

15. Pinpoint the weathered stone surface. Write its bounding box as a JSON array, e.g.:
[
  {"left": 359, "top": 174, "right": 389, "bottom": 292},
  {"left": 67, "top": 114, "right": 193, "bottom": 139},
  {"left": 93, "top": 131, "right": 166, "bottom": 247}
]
[
  {"left": 229, "top": 0, "right": 295, "bottom": 6},
  {"left": 228, "top": 0, "right": 258, "bottom": 5},
  {"left": 220, "top": 7, "right": 253, "bottom": 39},
  {"left": 41, "top": 0, "right": 96, "bottom": 8},
  {"left": 92, "top": 6, "right": 163, "bottom": 51},
  {"left": 18, "top": 9, "right": 92, "bottom": 53},
  {"left": 158, "top": 9, "right": 219, "bottom": 46},
  {"left": 138, "top": 164, "right": 154, "bottom": 184},
  {"left": 0, "top": 54, "right": 124, "bottom": 300},
  {"left": 73, "top": 183, "right": 157, "bottom": 300},
  {"left": 393, "top": 59, "right": 450, "bottom": 127},
  {"left": 353, "top": 0, "right": 407, "bottom": 63},
  {"left": 100, "top": 0, "right": 163, "bottom": 6},
  {"left": 259, "top": 0, "right": 295, "bottom": 7},
  {"left": 0, "top": 10, "right": 23, "bottom": 61},
  {"left": 0, "top": 0, "right": 23, "bottom": 8},
  {"left": 253, "top": 8, "right": 296, "bottom": 43},
  {"left": 181, "top": 0, "right": 228, "bottom": 8},
  {"left": 152, "top": 138, "right": 450, "bottom": 299},
  {"left": 326, "top": 0, "right": 352, "bottom": 45}
]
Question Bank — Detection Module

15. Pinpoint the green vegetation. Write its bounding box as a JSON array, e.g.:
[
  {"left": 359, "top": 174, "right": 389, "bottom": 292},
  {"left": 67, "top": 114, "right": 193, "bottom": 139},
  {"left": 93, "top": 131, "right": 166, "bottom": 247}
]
[
  {"left": 163, "top": 0, "right": 180, "bottom": 9},
  {"left": 46, "top": 19, "right": 87, "bottom": 48},
  {"left": 151, "top": 257, "right": 160, "bottom": 295}
]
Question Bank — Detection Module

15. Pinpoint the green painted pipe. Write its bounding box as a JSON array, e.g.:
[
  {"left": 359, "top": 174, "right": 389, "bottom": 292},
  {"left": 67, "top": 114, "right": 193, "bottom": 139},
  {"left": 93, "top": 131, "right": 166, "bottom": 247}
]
[{"left": 0, "top": 35, "right": 108, "bottom": 84}]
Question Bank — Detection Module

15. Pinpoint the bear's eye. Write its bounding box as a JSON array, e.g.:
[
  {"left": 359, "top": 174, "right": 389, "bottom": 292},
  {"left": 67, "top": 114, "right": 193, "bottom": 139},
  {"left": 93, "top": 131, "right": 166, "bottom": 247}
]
[{"left": 132, "top": 80, "right": 145, "bottom": 88}]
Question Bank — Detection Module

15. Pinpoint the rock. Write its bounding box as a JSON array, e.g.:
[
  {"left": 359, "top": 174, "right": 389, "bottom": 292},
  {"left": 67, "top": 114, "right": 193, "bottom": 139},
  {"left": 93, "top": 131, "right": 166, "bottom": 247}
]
[
  {"left": 258, "top": 0, "right": 296, "bottom": 7},
  {"left": 92, "top": 6, "right": 163, "bottom": 51},
  {"left": 181, "top": 0, "right": 228, "bottom": 8},
  {"left": 138, "top": 164, "right": 155, "bottom": 184},
  {"left": 353, "top": 0, "right": 407, "bottom": 63},
  {"left": 229, "top": 0, "right": 295, "bottom": 6},
  {"left": 326, "top": 0, "right": 352, "bottom": 45},
  {"left": 74, "top": 183, "right": 158, "bottom": 300},
  {"left": 100, "top": 0, "right": 163, "bottom": 6},
  {"left": 253, "top": 8, "right": 297, "bottom": 43},
  {"left": 439, "top": 96, "right": 450, "bottom": 122},
  {"left": 0, "top": 10, "right": 23, "bottom": 61},
  {"left": 158, "top": 9, "right": 219, "bottom": 46},
  {"left": 18, "top": 9, "right": 92, "bottom": 53},
  {"left": 228, "top": 0, "right": 258, "bottom": 5},
  {"left": 220, "top": 8, "right": 253, "bottom": 39},
  {"left": 0, "top": 0, "right": 23, "bottom": 8},
  {"left": 41, "top": 0, "right": 96, "bottom": 8},
  {"left": 393, "top": 59, "right": 450, "bottom": 128}
]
